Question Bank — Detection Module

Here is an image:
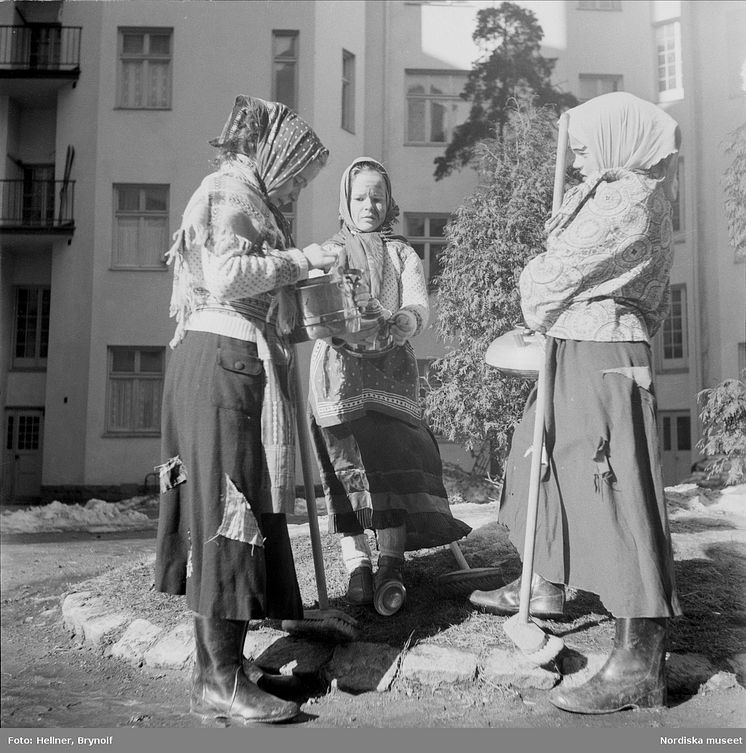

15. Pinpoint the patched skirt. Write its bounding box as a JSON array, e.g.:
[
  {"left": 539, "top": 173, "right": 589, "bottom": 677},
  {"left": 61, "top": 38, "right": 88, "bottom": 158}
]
[
  {"left": 154, "top": 331, "right": 303, "bottom": 621},
  {"left": 499, "top": 338, "right": 682, "bottom": 618},
  {"left": 310, "top": 411, "right": 471, "bottom": 551}
]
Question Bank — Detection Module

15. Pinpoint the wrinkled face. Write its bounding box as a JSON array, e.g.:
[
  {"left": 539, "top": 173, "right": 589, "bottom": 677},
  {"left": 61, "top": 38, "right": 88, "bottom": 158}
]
[
  {"left": 270, "top": 160, "right": 323, "bottom": 204},
  {"left": 349, "top": 170, "right": 387, "bottom": 232},
  {"left": 569, "top": 135, "right": 597, "bottom": 178}
]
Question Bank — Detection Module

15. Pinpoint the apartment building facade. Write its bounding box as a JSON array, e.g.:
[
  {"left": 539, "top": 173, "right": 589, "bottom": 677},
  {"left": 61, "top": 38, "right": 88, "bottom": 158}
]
[{"left": 1, "top": 0, "right": 743, "bottom": 503}]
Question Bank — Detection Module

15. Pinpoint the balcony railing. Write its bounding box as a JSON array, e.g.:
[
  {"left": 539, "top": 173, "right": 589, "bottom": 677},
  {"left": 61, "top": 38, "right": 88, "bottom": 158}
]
[
  {"left": 0, "top": 180, "right": 75, "bottom": 230},
  {"left": 0, "top": 25, "right": 81, "bottom": 73}
]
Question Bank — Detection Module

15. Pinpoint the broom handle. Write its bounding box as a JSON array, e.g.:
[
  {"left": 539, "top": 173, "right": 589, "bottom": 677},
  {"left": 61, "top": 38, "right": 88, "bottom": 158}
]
[
  {"left": 291, "top": 345, "right": 330, "bottom": 611},
  {"left": 516, "top": 114, "right": 567, "bottom": 624},
  {"left": 449, "top": 541, "right": 470, "bottom": 570},
  {"left": 517, "top": 358, "right": 548, "bottom": 624},
  {"left": 552, "top": 112, "right": 569, "bottom": 215}
]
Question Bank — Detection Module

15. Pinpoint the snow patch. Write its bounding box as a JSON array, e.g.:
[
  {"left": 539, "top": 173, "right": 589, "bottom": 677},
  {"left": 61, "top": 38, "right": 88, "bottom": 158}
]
[{"left": 0, "top": 496, "right": 158, "bottom": 534}]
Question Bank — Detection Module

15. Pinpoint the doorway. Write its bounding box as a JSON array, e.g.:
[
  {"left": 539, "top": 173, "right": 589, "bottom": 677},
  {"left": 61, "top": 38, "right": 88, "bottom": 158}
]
[
  {"left": 659, "top": 410, "right": 692, "bottom": 486},
  {"left": 2, "top": 409, "right": 44, "bottom": 503}
]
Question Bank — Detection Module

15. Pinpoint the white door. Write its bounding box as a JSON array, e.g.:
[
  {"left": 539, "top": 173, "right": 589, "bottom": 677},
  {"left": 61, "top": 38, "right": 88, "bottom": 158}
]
[
  {"left": 3, "top": 409, "right": 44, "bottom": 502},
  {"left": 659, "top": 410, "right": 692, "bottom": 486}
]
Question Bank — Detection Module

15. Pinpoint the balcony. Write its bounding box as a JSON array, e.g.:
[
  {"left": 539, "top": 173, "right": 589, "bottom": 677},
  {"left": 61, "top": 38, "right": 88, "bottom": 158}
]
[
  {"left": 0, "top": 25, "right": 81, "bottom": 103},
  {"left": 0, "top": 179, "right": 75, "bottom": 234}
]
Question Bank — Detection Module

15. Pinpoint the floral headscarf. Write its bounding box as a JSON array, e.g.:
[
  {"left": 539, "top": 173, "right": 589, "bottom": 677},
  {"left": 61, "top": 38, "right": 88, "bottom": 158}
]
[
  {"left": 330, "top": 157, "right": 402, "bottom": 298},
  {"left": 567, "top": 92, "right": 681, "bottom": 199},
  {"left": 209, "top": 95, "right": 329, "bottom": 197}
]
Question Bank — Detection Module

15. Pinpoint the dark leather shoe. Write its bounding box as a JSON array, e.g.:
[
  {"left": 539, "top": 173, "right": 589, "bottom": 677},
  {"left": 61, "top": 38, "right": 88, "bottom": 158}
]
[
  {"left": 469, "top": 573, "right": 565, "bottom": 618},
  {"left": 346, "top": 566, "right": 374, "bottom": 605}
]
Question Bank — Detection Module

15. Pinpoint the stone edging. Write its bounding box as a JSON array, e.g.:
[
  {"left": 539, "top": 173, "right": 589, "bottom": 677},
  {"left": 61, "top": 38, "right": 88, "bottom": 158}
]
[{"left": 61, "top": 591, "right": 745, "bottom": 697}]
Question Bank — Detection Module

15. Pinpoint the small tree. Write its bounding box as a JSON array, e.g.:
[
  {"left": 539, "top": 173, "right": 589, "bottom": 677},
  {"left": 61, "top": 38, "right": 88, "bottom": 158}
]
[
  {"left": 697, "top": 371, "right": 746, "bottom": 486},
  {"left": 434, "top": 1, "right": 576, "bottom": 180},
  {"left": 425, "top": 99, "right": 559, "bottom": 474}
]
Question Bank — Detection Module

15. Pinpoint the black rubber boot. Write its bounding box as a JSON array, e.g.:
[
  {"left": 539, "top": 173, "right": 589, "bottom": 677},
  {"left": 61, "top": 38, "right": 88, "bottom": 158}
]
[
  {"left": 190, "top": 616, "right": 299, "bottom": 724},
  {"left": 549, "top": 617, "right": 668, "bottom": 714},
  {"left": 469, "top": 572, "right": 565, "bottom": 618}
]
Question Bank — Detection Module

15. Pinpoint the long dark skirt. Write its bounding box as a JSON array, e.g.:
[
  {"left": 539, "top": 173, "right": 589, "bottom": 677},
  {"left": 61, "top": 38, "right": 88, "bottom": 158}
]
[
  {"left": 154, "top": 331, "right": 303, "bottom": 621},
  {"left": 499, "top": 338, "right": 682, "bottom": 618},
  {"left": 310, "top": 411, "right": 471, "bottom": 551}
]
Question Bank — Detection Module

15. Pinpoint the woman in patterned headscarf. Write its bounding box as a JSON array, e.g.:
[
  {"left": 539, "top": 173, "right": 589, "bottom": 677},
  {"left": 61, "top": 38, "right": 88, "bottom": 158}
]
[
  {"left": 155, "top": 96, "right": 337, "bottom": 725},
  {"left": 471, "top": 93, "right": 682, "bottom": 714},
  {"left": 307, "top": 157, "right": 471, "bottom": 616}
]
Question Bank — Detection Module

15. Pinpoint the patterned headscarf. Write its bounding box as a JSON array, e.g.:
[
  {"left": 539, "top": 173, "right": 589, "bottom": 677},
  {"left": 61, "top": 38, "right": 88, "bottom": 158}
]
[
  {"left": 331, "top": 157, "right": 401, "bottom": 298},
  {"left": 210, "top": 95, "right": 329, "bottom": 196},
  {"left": 567, "top": 92, "right": 681, "bottom": 199}
]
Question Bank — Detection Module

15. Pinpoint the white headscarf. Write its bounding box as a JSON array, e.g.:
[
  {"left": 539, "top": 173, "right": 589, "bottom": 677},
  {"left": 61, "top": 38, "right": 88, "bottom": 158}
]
[{"left": 567, "top": 92, "right": 681, "bottom": 198}]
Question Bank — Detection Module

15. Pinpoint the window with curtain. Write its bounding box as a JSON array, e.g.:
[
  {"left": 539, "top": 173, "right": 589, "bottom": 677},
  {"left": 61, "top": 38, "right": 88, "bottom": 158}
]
[
  {"left": 655, "top": 21, "right": 684, "bottom": 102},
  {"left": 405, "top": 70, "right": 469, "bottom": 145},
  {"left": 272, "top": 31, "right": 298, "bottom": 110},
  {"left": 117, "top": 28, "right": 172, "bottom": 109},
  {"left": 342, "top": 50, "right": 356, "bottom": 133},
  {"left": 578, "top": 74, "right": 623, "bottom": 101},
  {"left": 12, "top": 287, "right": 50, "bottom": 369},
  {"left": 113, "top": 184, "right": 169, "bottom": 269},
  {"left": 106, "top": 347, "right": 164, "bottom": 435},
  {"left": 405, "top": 213, "right": 450, "bottom": 286},
  {"left": 660, "top": 283, "right": 688, "bottom": 370}
]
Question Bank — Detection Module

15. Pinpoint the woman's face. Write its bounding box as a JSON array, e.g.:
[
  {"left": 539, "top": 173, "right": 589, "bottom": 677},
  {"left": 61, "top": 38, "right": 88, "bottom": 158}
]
[
  {"left": 569, "top": 135, "right": 596, "bottom": 177},
  {"left": 349, "top": 170, "right": 387, "bottom": 232},
  {"left": 270, "top": 160, "right": 322, "bottom": 205}
]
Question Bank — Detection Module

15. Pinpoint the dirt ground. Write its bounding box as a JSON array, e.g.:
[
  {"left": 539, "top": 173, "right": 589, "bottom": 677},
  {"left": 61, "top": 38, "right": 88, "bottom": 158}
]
[{"left": 1, "top": 486, "right": 745, "bottom": 732}]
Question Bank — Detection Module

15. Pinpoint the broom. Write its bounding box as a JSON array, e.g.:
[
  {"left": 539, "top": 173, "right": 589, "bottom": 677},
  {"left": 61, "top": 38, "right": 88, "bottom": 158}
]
[
  {"left": 437, "top": 542, "right": 507, "bottom": 599},
  {"left": 502, "top": 111, "right": 570, "bottom": 666},
  {"left": 281, "top": 345, "right": 361, "bottom": 642}
]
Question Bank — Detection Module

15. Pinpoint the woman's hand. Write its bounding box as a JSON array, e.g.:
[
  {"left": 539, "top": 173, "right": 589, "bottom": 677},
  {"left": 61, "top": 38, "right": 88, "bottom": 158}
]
[
  {"left": 352, "top": 280, "right": 373, "bottom": 312},
  {"left": 389, "top": 310, "right": 417, "bottom": 345},
  {"left": 303, "top": 243, "right": 338, "bottom": 271}
]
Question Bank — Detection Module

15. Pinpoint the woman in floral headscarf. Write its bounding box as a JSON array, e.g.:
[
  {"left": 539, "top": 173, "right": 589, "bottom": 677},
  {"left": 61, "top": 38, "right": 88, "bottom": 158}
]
[
  {"left": 307, "top": 157, "right": 470, "bottom": 616},
  {"left": 155, "top": 96, "right": 337, "bottom": 725},
  {"left": 471, "top": 93, "right": 682, "bottom": 714}
]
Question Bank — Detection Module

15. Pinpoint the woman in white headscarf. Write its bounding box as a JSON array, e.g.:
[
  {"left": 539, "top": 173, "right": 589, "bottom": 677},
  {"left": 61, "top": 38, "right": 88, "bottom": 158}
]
[
  {"left": 307, "top": 157, "right": 470, "bottom": 616},
  {"left": 470, "top": 93, "right": 683, "bottom": 714}
]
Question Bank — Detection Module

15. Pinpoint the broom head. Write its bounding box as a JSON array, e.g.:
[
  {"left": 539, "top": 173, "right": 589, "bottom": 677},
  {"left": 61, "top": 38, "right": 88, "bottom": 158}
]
[
  {"left": 281, "top": 608, "right": 360, "bottom": 643},
  {"left": 437, "top": 567, "right": 506, "bottom": 599}
]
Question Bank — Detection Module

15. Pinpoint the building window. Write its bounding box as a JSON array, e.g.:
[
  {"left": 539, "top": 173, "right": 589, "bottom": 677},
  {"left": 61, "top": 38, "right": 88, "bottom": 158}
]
[
  {"left": 655, "top": 21, "right": 684, "bottom": 102},
  {"left": 405, "top": 213, "right": 449, "bottom": 286},
  {"left": 726, "top": 8, "right": 746, "bottom": 97},
  {"left": 106, "top": 347, "right": 164, "bottom": 435},
  {"left": 577, "top": 1, "right": 621, "bottom": 9},
  {"left": 272, "top": 31, "right": 298, "bottom": 110},
  {"left": 117, "top": 28, "right": 172, "bottom": 109},
  {"left": 113, "top": 184, "right": 169, "bottom": 269},
  {"left": 341, "top": 50, "right": 356, "bottom": 133},
  {"left": 405, "top": 70, "right": 469, "bottom": 145},
  {"left": 661, "top": 411, "right": 691, "bottom": 452},
  {"left": 12, "top": 287, "right": 50, "bottom": 370},
  {"left": 660, "top": 284, "right": 688, "bottom": 370},
  {"left": 578, "top": 74, "right": 623, "bottom": 102}
]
